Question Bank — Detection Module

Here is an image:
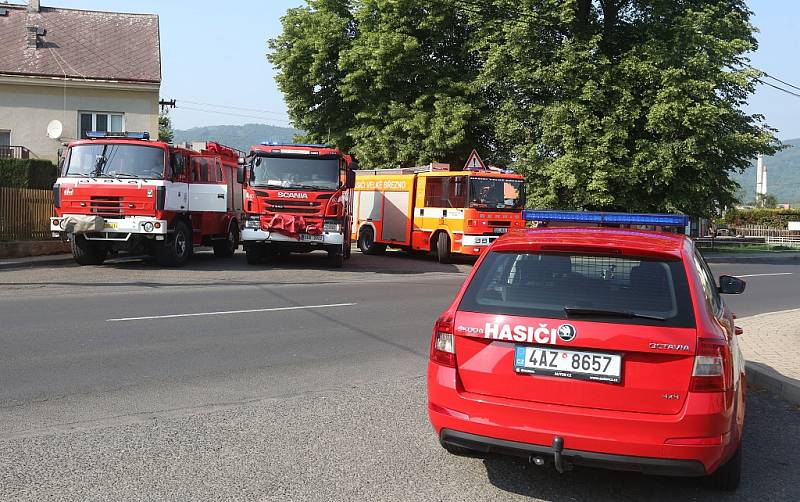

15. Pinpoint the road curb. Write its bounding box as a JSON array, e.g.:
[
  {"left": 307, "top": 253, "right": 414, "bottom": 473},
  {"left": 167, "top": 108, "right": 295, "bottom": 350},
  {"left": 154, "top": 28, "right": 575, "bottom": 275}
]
[
  {"left": 0, "top": 254, "right": 75, "bottom": 270},
  {"left": 747, "top": 361, "right": 800, "bottom": 406}
]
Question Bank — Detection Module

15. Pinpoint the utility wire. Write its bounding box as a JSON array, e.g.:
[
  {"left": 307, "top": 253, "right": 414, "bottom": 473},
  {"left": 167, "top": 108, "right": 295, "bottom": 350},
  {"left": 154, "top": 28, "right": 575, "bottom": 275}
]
[
  {"left": 177, "top": 105, "right": 295, "bottom": 124},
  {"left": 756, "top": 79, "right": 800, "bottom": 99},
  {"left": 178, "top": 99, "right": 290, "bottom": 118}
]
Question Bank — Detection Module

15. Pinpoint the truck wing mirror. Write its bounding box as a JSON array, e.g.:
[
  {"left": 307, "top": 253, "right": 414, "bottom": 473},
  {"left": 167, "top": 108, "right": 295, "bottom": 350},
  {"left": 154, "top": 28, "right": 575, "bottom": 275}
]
[
  {"left": 237, "top": 165, "right": 246, "bottom": 185},
  {"left": 345, "top": 169, "right": 356, "bottom": 189}
]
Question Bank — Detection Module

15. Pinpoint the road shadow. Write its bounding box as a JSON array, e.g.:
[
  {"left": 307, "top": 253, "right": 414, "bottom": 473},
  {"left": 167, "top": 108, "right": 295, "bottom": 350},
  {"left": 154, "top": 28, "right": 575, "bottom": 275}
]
[
  {"left": 479, "top": 391, "right": 800, "bottom": 500},
  {"left": 93, "top": 247, "right": 470, "bottom": 275}
]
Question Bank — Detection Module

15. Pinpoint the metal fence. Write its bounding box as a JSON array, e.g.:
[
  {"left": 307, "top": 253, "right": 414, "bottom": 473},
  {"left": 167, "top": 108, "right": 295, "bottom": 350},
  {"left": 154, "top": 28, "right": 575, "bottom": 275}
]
[
  {"left": 0, "top": 187, "right": 54, "bottom": 241},
  {"left": 0, "top": 146, "right": 32, "bottom": 159},
  {"left": 733, "top": 224, "right": 799, "bottom": 238}
]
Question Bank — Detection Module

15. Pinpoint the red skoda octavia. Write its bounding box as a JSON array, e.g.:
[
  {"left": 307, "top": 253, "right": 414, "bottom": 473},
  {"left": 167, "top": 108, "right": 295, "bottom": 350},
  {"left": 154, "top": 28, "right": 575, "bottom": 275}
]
[{"left": 427, "top": 211, "right": 747, "bottom": 490}]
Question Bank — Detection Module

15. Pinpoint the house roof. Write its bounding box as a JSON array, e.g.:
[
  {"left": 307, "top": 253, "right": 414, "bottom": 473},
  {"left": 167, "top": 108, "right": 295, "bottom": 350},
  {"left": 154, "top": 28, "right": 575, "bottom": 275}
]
[{"left": 0, "top": 3, "right": 161, "bottom": 84}]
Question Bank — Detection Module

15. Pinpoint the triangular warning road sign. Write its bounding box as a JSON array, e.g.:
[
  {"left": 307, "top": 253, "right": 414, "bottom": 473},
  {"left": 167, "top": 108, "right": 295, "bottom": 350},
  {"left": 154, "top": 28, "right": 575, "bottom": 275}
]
[{"left": 464, "top": 149, "right": 486, "bottom": 171}]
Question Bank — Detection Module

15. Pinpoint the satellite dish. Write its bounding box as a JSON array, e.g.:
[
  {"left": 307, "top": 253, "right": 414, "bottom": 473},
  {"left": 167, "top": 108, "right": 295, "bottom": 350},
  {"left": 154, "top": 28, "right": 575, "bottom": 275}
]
[{"left": 46, "top": 120, "right": 63, "bottom": 140}]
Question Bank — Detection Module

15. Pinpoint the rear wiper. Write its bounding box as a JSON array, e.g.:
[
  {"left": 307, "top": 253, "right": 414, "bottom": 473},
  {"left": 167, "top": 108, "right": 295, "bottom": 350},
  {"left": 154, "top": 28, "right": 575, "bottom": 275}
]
[{"left": 564, "top": 307, "right": 665, "bottom": 321}]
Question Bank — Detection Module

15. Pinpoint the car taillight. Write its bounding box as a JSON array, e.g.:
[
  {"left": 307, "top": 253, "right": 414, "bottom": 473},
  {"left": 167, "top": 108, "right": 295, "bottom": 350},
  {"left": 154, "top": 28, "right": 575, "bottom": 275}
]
[
  {"left": 430, "top": 314, "right": 456, "bottom": 367},
  {"left": 690, "top": 339, "right": 732, "bottom": 392}
]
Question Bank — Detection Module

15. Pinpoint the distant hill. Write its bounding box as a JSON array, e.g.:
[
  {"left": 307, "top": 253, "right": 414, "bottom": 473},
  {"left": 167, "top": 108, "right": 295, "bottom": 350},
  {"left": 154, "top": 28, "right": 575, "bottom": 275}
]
[
  {"left": 173, "top": 123, "right": 304, "bottom": 153},
  {"left": 731, "top": 139, "right": 800, "bottom": 204}
]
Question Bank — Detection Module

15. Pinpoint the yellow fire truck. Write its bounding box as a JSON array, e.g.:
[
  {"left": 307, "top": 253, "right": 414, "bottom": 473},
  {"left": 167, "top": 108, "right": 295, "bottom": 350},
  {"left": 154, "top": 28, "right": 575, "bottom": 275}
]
[{"left": 352, "top": 163, "right": 525, "bottom": 262}]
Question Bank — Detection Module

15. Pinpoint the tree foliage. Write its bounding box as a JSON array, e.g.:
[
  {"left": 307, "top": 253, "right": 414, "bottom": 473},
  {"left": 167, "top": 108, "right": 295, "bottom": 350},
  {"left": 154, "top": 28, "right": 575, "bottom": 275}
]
[
  {"left": 158, "top": 112, "right": 174, "bottom": 143},
  {"left": 269, "top": 0, "right": 780, "bottom": 216}
]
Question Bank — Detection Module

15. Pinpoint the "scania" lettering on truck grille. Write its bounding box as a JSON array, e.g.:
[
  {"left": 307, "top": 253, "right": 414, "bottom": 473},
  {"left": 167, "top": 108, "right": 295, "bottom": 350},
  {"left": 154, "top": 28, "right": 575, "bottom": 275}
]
[{"left": 277, "top": 192, "right": 309, "bottom": 199}]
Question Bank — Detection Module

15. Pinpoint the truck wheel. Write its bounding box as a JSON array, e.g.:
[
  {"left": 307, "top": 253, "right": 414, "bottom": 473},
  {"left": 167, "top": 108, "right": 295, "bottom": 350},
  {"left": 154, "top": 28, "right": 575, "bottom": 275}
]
[
  {"left": 358, "top": 227, "right": 385, "bottom": 255},
  {"left": 704, "top": 444, "right": 742, "bottom": 491},
  {"left": 71, "top": 235, "right": 107, "bottom": 265},
  {"left": 245, "top": 243, "right": 266, "bottom": 265},
  {"left": 327, "top": 249, "right": 344, "bottom": 268},
  {"left": 213, "top": 223, "right": 239, "bottom": 258},
  {"left": 436, "top": 232, "right": 452, "bottom": 264},
  {"left": 156, "top": 220, "right": 192, "bottom": 267}
]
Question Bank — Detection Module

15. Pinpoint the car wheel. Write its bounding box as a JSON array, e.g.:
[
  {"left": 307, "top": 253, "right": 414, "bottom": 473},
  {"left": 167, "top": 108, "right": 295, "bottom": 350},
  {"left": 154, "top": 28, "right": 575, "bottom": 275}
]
[
  {"left": 358, "top": 227, "right": 385, "bottom": 255},
  {"left": 436, "top": 232, "right": 451, "bottom": 264},
  {"left": 327, "top": 249, "right": 344, "bottom": 268},
  {"left": 156, "top": 220, "right": 192, "bottom": 267},
  {"left": 704, "top": 444, "right": 742, "bottom": 491},
  {"left": 213, "top": 223, "right": 239, "bottom": 258},
  {"left": 244, "top": 243, "right": 267, "bottom": 265},
  {"left": 71, "top": 234, "right": 107, "bottom": 265}
]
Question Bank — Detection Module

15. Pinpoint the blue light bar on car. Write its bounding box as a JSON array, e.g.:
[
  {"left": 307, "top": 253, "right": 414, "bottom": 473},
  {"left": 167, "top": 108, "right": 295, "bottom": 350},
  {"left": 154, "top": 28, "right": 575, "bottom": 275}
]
[
  {"left": 522, "top": 210, "right": 689, "bottom": 227},
  {"left": 85, "top": 131, "right": 150, "bottom": 140}
]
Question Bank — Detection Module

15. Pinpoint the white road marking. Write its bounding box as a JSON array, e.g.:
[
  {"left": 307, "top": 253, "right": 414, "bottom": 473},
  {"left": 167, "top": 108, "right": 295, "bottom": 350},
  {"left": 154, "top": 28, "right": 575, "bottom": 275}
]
[
  {"left": 734, "top": 273, "right": 793, "bottom": 278},
  {"left": 106, "top": 303, "right": 357, "bottom": 322}
]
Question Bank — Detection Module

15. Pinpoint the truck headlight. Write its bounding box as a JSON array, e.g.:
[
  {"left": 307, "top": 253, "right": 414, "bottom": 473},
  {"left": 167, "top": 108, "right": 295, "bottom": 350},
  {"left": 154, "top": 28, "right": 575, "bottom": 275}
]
[
  {"left": 143, "top": 222, "right": 154, "bottom": 232},
  {"left": 323, "top": 220, "right": 342, "bottom": 233},
  {"left": 245, "top": 218, "right": 261, "bottom": 229}
]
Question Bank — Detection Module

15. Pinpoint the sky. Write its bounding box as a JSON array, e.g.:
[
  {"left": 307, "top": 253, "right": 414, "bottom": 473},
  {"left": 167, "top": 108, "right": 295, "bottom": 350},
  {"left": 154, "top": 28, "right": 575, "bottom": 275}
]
[{"left": 12, "top": 0, "right": 800, "bottom": 139}]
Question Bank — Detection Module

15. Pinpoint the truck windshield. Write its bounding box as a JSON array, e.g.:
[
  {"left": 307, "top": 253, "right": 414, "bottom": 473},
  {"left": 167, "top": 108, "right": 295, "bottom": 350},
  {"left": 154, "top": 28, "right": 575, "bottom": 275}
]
[
  {"left": 469, "top": 177, "right": 525, "bottom": 211},
  {"left": 251, "top": 156, "right": 340, "bottom": 190},
  {"left": 64, "top": 144, "right": 166, "bottom": 179}
]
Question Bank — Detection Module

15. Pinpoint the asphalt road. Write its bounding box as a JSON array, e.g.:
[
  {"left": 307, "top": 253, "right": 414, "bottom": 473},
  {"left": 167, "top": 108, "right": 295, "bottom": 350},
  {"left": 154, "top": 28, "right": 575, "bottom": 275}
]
[{"left": 0, "top": 251, "right": 798, "bottom": 501}]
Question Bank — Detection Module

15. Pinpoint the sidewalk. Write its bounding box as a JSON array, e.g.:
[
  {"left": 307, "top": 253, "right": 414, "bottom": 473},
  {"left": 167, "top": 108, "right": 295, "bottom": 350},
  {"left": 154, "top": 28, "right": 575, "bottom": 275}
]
[
  {"left": 737, "top": 309, "right": 800, "bottom": 405},
  {"left": 702, "top": 250, "right": 800, "bottom": 263},
  {"left": 0, "top": 253, "right": 74, "bottom": 270}
]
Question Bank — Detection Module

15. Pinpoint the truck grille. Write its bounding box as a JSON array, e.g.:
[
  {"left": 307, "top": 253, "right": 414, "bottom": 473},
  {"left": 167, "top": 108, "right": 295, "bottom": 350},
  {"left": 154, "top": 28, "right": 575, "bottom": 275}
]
[
  {"left": 90, "top": 196, "right": 123, "bottom": 216},
  {"left": 265, "top": 200, "right": 321, "bottom": 214}
]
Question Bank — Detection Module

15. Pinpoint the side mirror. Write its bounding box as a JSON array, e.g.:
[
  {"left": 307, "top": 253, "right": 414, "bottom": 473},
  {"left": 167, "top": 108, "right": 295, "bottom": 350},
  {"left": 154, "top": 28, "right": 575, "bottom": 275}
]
[
  {"left": 345, "top": 169, "right": 356, "bottom": 189},
  {"left": 718, "top": 275, "right": 746, "bottom": 295},
  {"left": 170, "top": 154, "right": 184, "bottom": 180},
  {"left": 237, "top": 165, "right": 246, "bottom": 185}
]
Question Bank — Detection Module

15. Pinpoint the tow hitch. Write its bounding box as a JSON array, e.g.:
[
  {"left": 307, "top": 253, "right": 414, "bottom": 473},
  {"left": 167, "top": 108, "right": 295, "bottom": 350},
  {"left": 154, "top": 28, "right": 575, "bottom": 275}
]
[{"left": 529, "top": 436, "right": 573, "bottom": 473}]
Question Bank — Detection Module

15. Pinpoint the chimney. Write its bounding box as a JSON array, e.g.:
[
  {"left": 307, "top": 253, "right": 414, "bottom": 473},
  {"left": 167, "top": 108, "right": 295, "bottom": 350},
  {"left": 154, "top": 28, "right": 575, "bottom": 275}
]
[
  {"left": 26, "top": 26, "right": 39, "bottom": 48},
  {"left": 28, "top": 0, "right": 41, "bottom": 12}
]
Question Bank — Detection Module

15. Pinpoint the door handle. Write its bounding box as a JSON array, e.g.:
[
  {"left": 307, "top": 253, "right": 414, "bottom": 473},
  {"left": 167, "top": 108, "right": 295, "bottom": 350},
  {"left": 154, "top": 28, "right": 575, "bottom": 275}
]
[{"left": 217, "top": 194, "right": 225, "bottom": 199}]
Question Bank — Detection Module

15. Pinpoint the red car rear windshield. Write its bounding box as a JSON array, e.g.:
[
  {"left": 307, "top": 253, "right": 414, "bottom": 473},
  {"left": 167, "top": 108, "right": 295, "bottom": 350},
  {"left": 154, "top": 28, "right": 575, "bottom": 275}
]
[{"left": 459, "top": 251, "right": 696, "bottom": 328}]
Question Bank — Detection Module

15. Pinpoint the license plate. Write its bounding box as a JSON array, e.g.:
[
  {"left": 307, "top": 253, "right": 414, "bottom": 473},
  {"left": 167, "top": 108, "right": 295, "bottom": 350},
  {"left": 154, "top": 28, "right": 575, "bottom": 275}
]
[
  {"left": 493, "top": 227, "right": 509, "bottom": 234},
  {"left": 103, "top": 222, "right": 117, "bottom": 229},
  {"left": 299, "top": 234, "right": 324, "bottom": 242},
  {"left": 514, "top": 346, "right": 622, "bottom": 384}
]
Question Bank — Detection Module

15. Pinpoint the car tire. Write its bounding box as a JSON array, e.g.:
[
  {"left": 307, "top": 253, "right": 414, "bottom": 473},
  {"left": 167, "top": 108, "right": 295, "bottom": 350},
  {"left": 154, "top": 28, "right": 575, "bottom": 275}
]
[
  {"left": 327, "top": 249, "right": 344, "bottom": 268},
  {"left": 358, "top": 227, "right": 385, "bottom": 255},
  {"left": 71, "top": 234, "right": 107, "bottom": 265},
  {"left": 213, "top": 223, "right": 239, "bottom": 258},
  {"left": 245, "top": 243, "right": 267, "bottom": 265},
  {"left": 704, "top": 444, "right": 742, "bottom": 491},
  {"left": 156, "top": 220, "right": 192, "bottom": 267},
  {"left": 436, "top": 232, "right": 451, "bottom": 264}
]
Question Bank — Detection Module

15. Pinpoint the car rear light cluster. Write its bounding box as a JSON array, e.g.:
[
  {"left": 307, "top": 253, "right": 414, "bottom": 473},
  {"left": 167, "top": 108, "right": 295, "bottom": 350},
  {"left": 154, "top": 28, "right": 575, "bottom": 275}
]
[
  {"left": 690, "top": 339, "right": 732, "bottom": 392},
  {"left": 430, "top": 314, "right": 456, "bottom": 367}
]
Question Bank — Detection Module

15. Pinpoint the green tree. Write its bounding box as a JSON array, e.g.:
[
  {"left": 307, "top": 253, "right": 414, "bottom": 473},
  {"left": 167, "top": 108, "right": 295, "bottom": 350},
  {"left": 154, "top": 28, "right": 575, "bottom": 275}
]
[
  {"left": 269, "top": 0, "right": 780, "bottom": 216},
  {"left": 756, "top": 193, "right": 778, "bottom": 208},
  {"left": 158, "top": 112, "right": 174, "bottom": 143}
]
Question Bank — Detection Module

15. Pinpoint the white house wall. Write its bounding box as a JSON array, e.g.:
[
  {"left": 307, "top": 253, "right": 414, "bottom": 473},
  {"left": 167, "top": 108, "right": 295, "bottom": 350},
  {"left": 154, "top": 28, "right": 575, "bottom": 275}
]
[{"left": 0, "top": 76, "right": 159, "bottom": 162}]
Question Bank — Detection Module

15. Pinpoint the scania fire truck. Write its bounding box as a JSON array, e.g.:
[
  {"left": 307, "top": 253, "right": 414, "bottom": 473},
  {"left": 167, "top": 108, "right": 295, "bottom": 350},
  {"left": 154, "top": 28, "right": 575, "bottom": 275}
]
[
  {"left": 51, "top": 132, "right": 244, "bottom": 267},
  {"left": 238, "top": 143, "right": 356, "bottom": 268},
  {"left": 352, "top": 164, "right": 525, "bottom": 262}
]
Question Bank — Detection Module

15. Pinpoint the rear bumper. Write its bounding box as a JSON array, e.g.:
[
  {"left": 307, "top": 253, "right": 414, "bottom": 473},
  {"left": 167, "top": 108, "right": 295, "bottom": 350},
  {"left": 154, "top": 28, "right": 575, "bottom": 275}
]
[
  {"left": 428, "top": 362, "right": 734, "bottom": 475},
  {"left": 440, "top": 429, "right": 706, "bottom": 477}
]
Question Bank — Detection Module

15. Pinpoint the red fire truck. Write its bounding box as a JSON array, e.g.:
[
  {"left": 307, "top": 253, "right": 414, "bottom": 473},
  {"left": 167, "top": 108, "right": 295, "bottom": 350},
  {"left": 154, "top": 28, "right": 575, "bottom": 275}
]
[
  {"left": 238, "top": 143, "right": 356, "bottom": 268},
  {"left": 51, "top": 132, "right": 244, "bottom": 267}
]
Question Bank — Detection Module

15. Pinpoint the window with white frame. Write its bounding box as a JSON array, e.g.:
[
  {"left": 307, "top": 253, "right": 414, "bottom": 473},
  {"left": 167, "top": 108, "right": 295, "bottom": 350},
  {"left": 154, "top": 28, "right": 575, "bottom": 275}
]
[{"left": 79, "top": 112, "right": 124, "bottom": 139}]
